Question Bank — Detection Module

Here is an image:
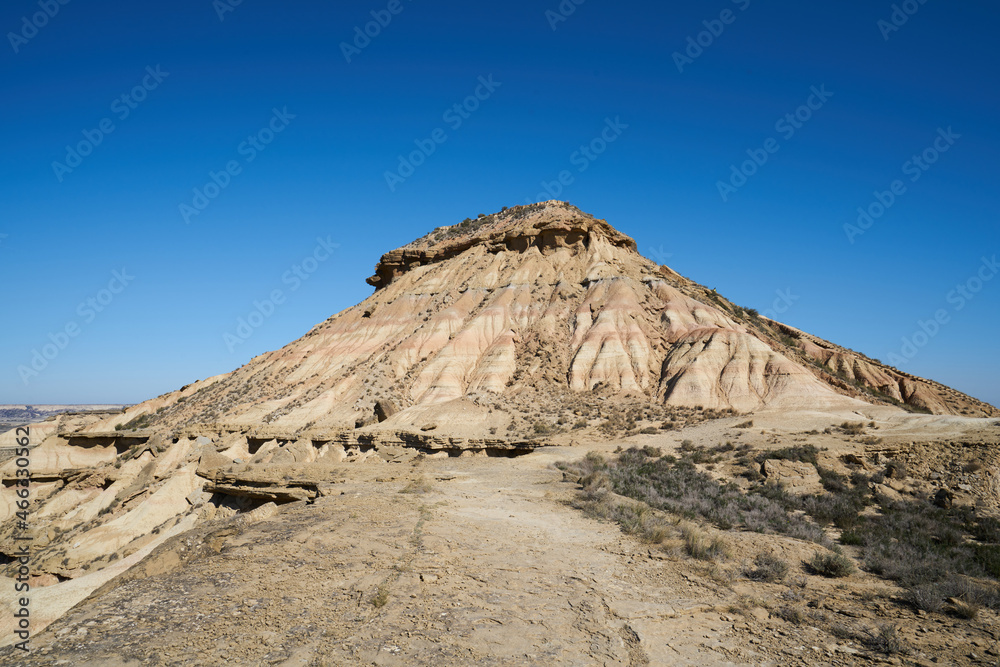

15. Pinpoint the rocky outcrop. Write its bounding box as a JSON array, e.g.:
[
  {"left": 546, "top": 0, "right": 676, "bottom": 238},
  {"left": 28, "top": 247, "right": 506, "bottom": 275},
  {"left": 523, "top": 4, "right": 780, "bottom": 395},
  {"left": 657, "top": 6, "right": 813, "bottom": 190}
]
[
  {"left": 203, "top": 472, "right": 320, "bottom": 503},
  {"left": 374, "top": 399, "right": 397, "bottom": 422},
  {"left": 366, "top": 202, "right": 636, "bottom": 290},
  {"left": 770, "top": 320, "right": 997, "bottom": 417}
]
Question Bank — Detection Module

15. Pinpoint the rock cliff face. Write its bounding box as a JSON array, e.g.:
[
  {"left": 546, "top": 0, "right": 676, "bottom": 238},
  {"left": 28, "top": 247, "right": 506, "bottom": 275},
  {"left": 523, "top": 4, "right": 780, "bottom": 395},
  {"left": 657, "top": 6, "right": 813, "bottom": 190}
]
[
  {"left": 366, "top": 207, "right": 637, "bottom": 290},
  {"left": 78, "top": 201, "right": 996, "bottom": 440}
]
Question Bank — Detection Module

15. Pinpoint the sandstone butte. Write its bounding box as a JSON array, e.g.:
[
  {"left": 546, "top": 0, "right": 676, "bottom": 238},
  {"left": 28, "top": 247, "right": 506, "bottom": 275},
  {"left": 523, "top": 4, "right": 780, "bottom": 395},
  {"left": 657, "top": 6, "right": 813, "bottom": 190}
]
[
  {"left": 54, "top": 200, "right": 1000, "bottom": 439},
  {"left": 0, "top": 200, "right": 997, "bottom": 660}
]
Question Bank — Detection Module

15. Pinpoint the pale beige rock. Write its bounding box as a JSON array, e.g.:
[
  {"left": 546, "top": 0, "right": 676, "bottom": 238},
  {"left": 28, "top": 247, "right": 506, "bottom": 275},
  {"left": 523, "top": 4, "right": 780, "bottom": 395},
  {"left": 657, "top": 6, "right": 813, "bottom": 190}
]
[
  {"left": 61, "top": 465, "right": 202, "bottom": 568},
  {"left": 0, "top": 434, "right": 115, "bottom": 477},
  {"left": 197, "top": 449, "right": 232, "bottom": 475},
  {"left": 761, "top": 459, "right": 823, "bottom": 495},
  {"left": 217, "top": 432, "right": 250, "bottom": 460},
  {"left": 153, "top": 436, "right": 192, "bottom": 478}
]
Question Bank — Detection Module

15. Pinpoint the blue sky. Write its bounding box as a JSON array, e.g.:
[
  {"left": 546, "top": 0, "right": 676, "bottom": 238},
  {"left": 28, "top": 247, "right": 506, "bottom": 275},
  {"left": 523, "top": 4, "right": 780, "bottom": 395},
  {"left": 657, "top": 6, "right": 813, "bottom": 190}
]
[{"left": 1, "top": 0, "right": 997, "bottom": 408}]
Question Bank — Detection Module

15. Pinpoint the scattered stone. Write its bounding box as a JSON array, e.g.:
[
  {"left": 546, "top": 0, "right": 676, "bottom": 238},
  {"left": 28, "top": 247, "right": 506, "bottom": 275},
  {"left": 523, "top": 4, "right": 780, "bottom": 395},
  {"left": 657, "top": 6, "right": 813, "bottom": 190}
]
[
  {"left": 374, "top": 399, "right": 397, "bottom": 423},
  {"left": 934, "top": 488, "right": 955, "bottom": 509}
]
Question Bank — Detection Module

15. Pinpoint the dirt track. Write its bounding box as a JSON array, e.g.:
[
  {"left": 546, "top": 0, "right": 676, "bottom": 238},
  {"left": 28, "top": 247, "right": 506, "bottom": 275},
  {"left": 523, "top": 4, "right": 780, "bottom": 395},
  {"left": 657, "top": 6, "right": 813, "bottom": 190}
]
[
  {"left": 2, "top": 447, "right": 797, "bottom": 666},
  {"left": 6, "top": 408, "right": 1000, "bottom": 666}
]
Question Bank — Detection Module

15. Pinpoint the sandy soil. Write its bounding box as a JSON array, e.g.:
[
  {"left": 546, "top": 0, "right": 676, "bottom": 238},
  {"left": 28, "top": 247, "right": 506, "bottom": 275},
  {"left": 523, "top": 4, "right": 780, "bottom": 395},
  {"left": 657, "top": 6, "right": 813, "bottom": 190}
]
[{"left": 4, "top": 409, "right": 998, "bottom": 666}]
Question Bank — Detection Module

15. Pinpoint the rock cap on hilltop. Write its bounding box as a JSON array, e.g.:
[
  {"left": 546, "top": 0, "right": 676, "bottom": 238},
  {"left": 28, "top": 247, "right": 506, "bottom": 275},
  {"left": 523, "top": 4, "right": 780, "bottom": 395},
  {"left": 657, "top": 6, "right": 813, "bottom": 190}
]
[{"left": 367, "top": 201, "right": 637, "bottom": 289}]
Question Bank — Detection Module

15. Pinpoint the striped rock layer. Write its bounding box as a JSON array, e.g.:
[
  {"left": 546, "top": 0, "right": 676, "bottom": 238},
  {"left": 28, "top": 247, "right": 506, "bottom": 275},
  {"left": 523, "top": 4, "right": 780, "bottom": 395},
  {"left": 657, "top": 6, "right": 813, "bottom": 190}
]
[{"left": 82, "top": 201, "right": 998, "bottom": 437}]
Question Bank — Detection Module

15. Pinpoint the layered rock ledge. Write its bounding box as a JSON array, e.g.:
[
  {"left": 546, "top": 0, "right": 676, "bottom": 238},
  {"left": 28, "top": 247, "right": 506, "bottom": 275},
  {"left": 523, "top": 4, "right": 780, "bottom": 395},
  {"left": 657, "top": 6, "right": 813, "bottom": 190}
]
[{"left": 367, "top": 201, "right": 637, "bottom": 289}]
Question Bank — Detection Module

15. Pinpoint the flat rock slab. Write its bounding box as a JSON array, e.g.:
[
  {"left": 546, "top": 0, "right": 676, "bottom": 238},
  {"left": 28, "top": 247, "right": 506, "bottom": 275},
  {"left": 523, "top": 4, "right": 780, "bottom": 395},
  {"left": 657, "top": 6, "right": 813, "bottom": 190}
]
[{"left": 761, "top": 459, "right": 822, "bottom": 495}]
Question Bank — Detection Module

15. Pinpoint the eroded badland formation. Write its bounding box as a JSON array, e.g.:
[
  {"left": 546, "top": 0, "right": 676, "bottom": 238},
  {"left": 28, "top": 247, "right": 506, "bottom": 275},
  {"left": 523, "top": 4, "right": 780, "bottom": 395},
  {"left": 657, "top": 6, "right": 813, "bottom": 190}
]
[{"left": 2, "top": 201, "right": 999, "bottom": 665}]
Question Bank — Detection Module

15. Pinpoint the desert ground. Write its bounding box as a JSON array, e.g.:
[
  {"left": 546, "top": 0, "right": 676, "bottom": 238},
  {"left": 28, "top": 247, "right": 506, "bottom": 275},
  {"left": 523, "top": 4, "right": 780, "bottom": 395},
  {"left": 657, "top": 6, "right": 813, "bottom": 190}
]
[{"left": 4, "top": 405, "right": 999, "bottom": 666}]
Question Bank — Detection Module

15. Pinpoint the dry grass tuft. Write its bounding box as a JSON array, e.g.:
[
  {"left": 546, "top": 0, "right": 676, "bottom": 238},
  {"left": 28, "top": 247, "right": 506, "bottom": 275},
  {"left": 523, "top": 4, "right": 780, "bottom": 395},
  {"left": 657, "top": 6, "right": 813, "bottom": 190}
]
[
  {"left": 371, "top": 584, "right": 390, "bottom": 608},
  {"left": 400, "top": 476, "right": 434, "bottom": 494}
]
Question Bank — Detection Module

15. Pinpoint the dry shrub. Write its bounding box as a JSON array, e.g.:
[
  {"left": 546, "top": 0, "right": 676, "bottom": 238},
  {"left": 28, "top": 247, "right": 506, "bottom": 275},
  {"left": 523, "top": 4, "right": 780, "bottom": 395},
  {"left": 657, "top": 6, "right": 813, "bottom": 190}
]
[
  {"left": 863, "top": 623, "right": 909, "bottom": 655},
  {"left": 371, "top": 583, "right": 390, "bottom": 608},
  {"left": 743, "top": 552, "right": 790, "bottom": 583},
  {"left": 681, "top": 523, "right": 729, "bottom": 561},
  {"left": 775, "top": 605, "right": 806, "bottom": 624},
  {"left": 952, "top": 599, "right": 980, "bottom": 620},
  {"left": 808, "top": 551, "right": 855, "bottom": 578},
  {"left": 839, "top": 421, "right": 866, "bottom": 435}
]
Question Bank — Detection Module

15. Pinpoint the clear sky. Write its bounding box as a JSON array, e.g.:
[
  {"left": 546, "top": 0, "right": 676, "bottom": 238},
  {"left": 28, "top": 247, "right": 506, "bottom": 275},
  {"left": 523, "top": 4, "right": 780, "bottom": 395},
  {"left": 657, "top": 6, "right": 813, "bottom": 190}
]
[{"left": 1, "top": 0, "right": 997, "bottom": 408}]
